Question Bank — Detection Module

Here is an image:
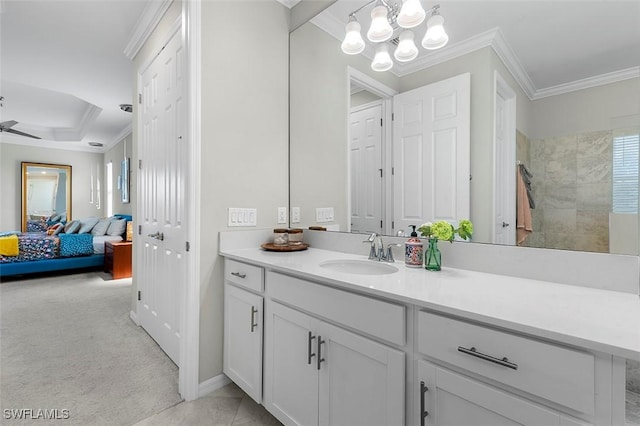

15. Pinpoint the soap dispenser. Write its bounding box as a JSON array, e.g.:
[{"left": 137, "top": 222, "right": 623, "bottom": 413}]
[{"left": 405, "top": 225, "right": 424, "bottom": 267}]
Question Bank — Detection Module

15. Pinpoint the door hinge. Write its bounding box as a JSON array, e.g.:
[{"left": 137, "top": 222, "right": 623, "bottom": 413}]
[
  {"left": 380, "top": 118, "right": 383, "bottom": 126},
  {"left": 138, "top": 159, "right": 142, "bottom": 170},
  {"left": 138, "top": 225, "right": 142, "bottom": 235},
  {"left": 470, "top": 174, "right": 473, "bottom": 181},
  {"left": 392, "top": 221, "right": 395, "bottom": 229},
  {"left": 186, "top": 241, "right": 190, "bottom": 252},
  {"left": 138, "top": 93, "right": 142, "bottom": 104},
  {"left": 392, "top": 113, "right": 395, "bottom": 121},
  {"left": 392, "top": 167, "right": 395, "bottom": 175},
  {"left": 379, "top": 168, "right": 383, "bottom": 178},
  {"left": 380, "top": 220, "right": 383, "bottom": 228},
  {"left": 138, "top": 290, "right": 141, "bottom": 301}
]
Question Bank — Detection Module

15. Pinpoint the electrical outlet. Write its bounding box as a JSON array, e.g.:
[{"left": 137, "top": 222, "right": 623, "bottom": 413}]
[
  {"left": 316, "top": 207, "right": 335, "bottom": 223},
  {"left": 292, "top": 207, "right": 300, "bottom": 223},
  {"left": 277, "top": 207, "right": 287, "bottom": 224}
]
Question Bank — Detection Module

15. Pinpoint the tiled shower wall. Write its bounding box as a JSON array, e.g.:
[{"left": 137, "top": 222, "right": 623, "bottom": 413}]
[{"left": 517, "top": 130, "right": 612, "bottom": 253}]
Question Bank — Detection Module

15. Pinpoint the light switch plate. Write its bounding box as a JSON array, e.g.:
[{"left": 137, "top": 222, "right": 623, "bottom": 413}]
[
  {"left": 316, "top": 207, "right": 334, "bottom": 223},
  {"left": 228, "top": 208, "right": 257, "bottom": 227}
]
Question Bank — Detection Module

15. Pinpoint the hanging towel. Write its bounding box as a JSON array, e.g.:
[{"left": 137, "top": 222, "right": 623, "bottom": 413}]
[
  {"left": 0, "top": 234, "right": 19, "bottom": 256},
  {"left": 518, "top": 164, "right": 535, "bottom": 209},
  {"left": 516, "top": 168, "right": 533, "bottom": 245}
]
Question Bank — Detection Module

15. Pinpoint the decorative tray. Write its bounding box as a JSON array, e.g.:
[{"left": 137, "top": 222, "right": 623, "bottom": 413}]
[{"left": 260, "top": 243, "right": 309, "bottom": 252}]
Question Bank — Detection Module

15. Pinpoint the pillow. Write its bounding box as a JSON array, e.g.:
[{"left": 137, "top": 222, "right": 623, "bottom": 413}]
[
  {"left": 59, "top": 233, "right": 94, "bottom": 257},
  {"left": 107, "top": 219, "right": 127, "bottom": 236},
  {"left": 91, "top": 219, "right": 111, "bottom": 236},
  {"left": 64, "top": 220, "right": 81, "bottom": 234},
  {"left": 46, "top": 223, "right": 64, "bottom": 236},
  {"left": 78, "top": 217, "right": 99, "bottom": 233},
  {"left": 50, "top": 214, "right": 61, "bottom": 222}
]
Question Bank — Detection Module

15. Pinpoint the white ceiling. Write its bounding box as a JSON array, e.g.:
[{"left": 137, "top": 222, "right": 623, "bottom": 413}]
[
  {"left": 314, "top": 0, "right": 640, "bottom": 97},
  {"left": 0, "top": 0, "right": 149, "bottom": 152},
  {"left": 1, "top": 0, "right": 637, "bottom": 153}
]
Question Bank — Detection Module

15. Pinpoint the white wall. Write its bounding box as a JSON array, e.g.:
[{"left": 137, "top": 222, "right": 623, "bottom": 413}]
[
  {"left": 104, "top": 133, "right": 134, "bottom": 217},
  {"left": 0, "top": 142, "right": 104, "bottom": 230},
  {"left": 198, "top": 1, "right": 290, "bottom": 382},
  {"left": 531, "top": 77, "right": 640, "bottom": 140}
]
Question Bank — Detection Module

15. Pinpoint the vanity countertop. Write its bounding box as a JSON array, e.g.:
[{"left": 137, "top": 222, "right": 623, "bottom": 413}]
[{"left": 220, "top": 247, "right": 640, "bottom": 360}]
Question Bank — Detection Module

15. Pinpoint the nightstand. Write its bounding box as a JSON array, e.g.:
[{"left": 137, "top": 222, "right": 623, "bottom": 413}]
[{"left": 104, "top": 241, "right": 132, "bottom": 279}]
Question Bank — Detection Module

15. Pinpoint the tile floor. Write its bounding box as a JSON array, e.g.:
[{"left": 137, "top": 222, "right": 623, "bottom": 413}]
[
  {"left": 133, "top": 383, "right": 281, "bottom": 426},
  {"left": 135, "top": 384, "right": 640, "bottom": 426}
]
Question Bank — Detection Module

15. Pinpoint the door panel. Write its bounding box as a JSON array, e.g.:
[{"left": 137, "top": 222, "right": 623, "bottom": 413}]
[
  {"left": 393, "top": 73, "right": 470, "bottom": 232},
  {"left": 138, "top": 28, "right": 185, "bottom": 365},
  {"left": 350, "top": 103, "right": 383, "bottom": 234}
]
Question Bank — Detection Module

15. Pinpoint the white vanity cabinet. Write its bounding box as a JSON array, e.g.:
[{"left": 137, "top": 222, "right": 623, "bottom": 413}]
[
  {"left": 263, "top": 271, "right": 405, "bottom": 426},
  {"left": 223, "top": 259, "right": 264, "bottom": 403},
  {"left": 415, "top": 310, "right": 607, "bottom": 426}
]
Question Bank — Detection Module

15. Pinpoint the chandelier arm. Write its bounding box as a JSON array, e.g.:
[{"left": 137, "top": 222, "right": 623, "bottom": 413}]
[
  {"left": 347, "top": 2, "right": 441, "bottom": 22},
  {"left": 348, "top": 0, "right": 378, "bottom": 18}
]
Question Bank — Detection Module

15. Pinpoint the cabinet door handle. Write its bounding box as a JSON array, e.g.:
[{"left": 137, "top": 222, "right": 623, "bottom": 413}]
[
  {"left": 420, "top": 381, "right": 429, "bottom": 426},
  {"left": 230, "top": 272, "right": 246, "bottom": 279},
  {"left": 307, "top": 332, "right": 316, "bottom": 365},
  {"left": 457, "top": 346, "right": 518, "bottom": 370},
  {"left": 250, "top": 306, "right": 258, "bottom": 332},
  {"left": 317, "top": 335, "right": 325, "bottom": 370}
]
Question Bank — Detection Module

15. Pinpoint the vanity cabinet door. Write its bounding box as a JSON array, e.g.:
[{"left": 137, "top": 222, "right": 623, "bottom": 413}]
[
  {"left": 318, "top": 322, "right": 405, "bottom": 426},
  {"left": 264, "top": 301, "right": 320, "bottom": 426},
  {"left": 417, "top": 360, "right": 561, "bottom": 426},
  {"left": 223, "top": 283, "right": 263, "bottom": 403}
]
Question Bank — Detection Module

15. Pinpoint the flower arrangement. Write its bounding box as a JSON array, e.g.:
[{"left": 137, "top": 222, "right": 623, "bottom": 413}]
[{"left": 417, "top": 219, "right": 473, "bottom": 242}]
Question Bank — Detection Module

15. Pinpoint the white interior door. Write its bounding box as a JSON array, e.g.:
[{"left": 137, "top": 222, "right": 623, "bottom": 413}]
[
  {"left": 493, "top": 72, "right": 516, "bottom": 245},
  {"left": 393, "top": 73, "right": 470, "bottom": 233},
  {"left": 137, "top": 27, "right": 186, "bottom": 365},
  {"left": 350, "top": 103, "right": 383, "bottom": 234}
]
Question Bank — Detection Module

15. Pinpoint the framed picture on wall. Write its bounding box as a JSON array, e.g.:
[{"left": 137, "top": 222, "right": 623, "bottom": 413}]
[{"left": 121, "top": 158, "right": 130, "bottom": 204}]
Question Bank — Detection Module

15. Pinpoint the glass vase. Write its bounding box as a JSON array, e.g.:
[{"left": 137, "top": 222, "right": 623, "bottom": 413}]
[{"left": 425, "top": 238, "right": 441, "bottom": 271}]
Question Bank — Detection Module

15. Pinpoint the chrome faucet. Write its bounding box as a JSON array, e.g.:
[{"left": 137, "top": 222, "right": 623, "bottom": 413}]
[{"left": 363, "top": 233, "right": 399, "bottom": 262}]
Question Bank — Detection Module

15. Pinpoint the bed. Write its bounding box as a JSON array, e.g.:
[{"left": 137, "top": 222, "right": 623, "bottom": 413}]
[{"left": 0, "top": 214, "right": 132, "bottom": 278}]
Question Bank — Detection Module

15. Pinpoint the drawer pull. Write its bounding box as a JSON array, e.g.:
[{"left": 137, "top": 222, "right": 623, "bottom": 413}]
[
  {"left": 307, "top": 332, "right": 316, "bottom": 365},
  {"left": 250, "top": 306, "right": 258, "bottom": 332},
  {"left": 420, "top": 381, "right": 429, "bottom": 426},
  {"left": 230, "top": 272, "right": 247, "bottom": 279},
  {"left": 457, "top": 346, "right": 518, "bottom": 370},
  {"left": 317, "top": 336, "right": 325, "bottom": 370}
]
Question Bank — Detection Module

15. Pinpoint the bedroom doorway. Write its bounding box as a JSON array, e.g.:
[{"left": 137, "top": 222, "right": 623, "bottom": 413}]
[{"left": 136, "top": 23, "right": 186, "bottom": 366}]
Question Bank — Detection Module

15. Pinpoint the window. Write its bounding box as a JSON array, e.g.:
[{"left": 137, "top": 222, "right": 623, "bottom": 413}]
[
  {"left": 106, "top": 162, "right": 113, "bottom": 217},
  {"left": 612, "top": 133, "right": 639, "bottom": 213}
]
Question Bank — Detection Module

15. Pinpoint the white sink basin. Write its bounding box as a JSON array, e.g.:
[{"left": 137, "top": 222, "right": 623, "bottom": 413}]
[{"left": 319, "top": 259, "right": 399, "bottom": 275}]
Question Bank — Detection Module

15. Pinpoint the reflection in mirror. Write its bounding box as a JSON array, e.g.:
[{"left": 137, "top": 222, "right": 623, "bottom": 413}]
[
  {"left": 21, "top": 162, "right": 72, "bottom": 232},
  {"left": 289, "top": 0, "right": 640, "bottom": 254}
]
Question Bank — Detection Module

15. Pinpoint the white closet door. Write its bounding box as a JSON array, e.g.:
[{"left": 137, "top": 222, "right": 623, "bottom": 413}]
[
  {"left": 137, "top": 27, "right": 186, "bottom": 365},
  {"left": 393, "top": 73, "right": 470, "bottom": 232},
  {"left": 350, "top": 103, "right": 383, "bottom": 234}
]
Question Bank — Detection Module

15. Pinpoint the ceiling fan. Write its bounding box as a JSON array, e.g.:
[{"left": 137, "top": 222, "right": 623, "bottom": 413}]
[{"left": 0, "top": 120, "right": 42, "bottom": 139}]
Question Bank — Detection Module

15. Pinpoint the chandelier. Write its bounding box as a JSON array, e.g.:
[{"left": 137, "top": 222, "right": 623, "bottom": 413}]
[{"left": 340, "top": 0, "right": 449, "bottom": 72}]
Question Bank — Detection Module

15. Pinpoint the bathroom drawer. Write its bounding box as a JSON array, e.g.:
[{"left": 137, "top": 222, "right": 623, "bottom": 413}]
[
  {"left": 266, "top": 271, "right": 405, "bottom": 346},
  {"left": 225, "top": 259, "right": 264, "bottom": 293},
  {"left": 417, "top": 310, "right": 595, "bottom": 415}
]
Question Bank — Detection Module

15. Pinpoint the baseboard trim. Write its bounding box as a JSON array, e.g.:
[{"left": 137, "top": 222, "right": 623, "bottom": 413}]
[
  {"left": 199, "top": 374, "right": 231, "bottom": 398},
  {"left": 129, "top": 310, "right": 139, "bottom": 325}
]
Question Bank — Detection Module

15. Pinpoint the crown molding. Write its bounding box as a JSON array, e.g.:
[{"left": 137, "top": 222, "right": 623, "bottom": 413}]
[
  {"left": 124, "top": 0, "right": 174, "bottom": 60},
  {"left": 531, "top": 66, "right": 640, "bottom": 100},
  {"left": 276, "top": 0, "right": 302, "bottom": 8},
  {"left": 104, "top": 123, "right": 133, "bottom": 151},
  {"left": 487, "top": 28, "right": 536, "bottom": 99}
]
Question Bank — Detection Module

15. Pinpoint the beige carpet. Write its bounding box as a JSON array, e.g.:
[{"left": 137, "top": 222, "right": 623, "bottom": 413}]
[{"left": 1, "top": 272, "right": 183, "bottom": 425}]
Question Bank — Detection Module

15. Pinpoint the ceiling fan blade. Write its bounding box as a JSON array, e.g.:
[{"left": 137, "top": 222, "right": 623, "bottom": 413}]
[
  {"left": 0, "top": 120, "right": 18, "bottom": 129},
  {"left": 4, "top": 128, "right": 41, "bottom": 139}
]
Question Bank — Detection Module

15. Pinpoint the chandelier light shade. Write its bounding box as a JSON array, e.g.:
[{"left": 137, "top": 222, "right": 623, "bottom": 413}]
[
  {"left": 397, "top": 0, "right": 426, "bottom": 28},
  {"left": 394, "top": 31, "right": 419, "bottom": 62},
  {"left": 341, "top": 1, "right": 449, "bottom": 72},
  {"left": 372, "top": 44, "right": 394, "bottom": 72},
  {"left": 422, "top": 12, "right": 448, "bottom": 50},
  {"left": 341, "top": 19, "right": 365, "bottom": 54},
  {"left": 367, "top": 4, "right": 394, "bottom": 42}
]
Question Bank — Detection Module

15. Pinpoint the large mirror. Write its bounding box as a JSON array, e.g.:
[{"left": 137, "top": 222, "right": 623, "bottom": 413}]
[
  {"left": 21, "top": 162, "right": 72, "bottom": 232},
  {"left": 290, "top": 0, "right": 640, "bottom": 254}
]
